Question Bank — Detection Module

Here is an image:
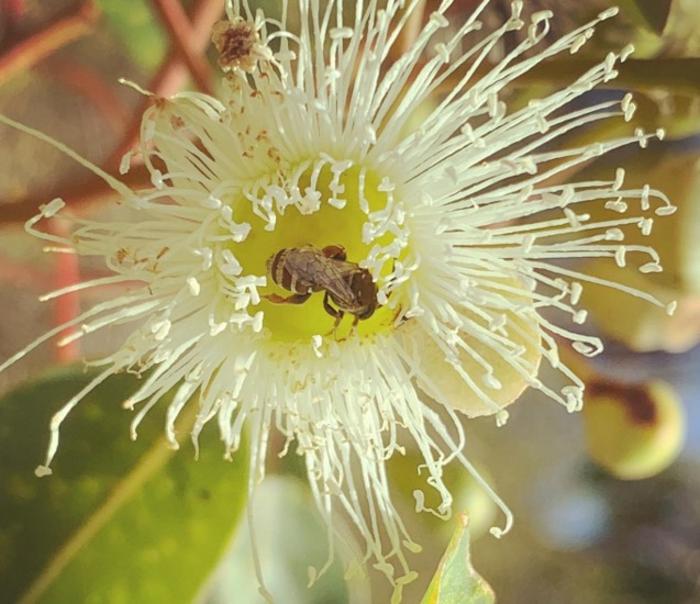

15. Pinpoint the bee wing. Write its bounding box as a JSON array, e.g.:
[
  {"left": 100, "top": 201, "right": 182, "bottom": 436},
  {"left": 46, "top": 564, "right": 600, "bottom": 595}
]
[{"left": 314, "top": 260, "right": 358, "bottom": 306}]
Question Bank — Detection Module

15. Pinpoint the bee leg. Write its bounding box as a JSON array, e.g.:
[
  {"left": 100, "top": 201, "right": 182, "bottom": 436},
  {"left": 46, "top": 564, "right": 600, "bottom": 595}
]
[
  {"left": 321, "top": 244, "right": 347, "bottom": 261},
  {"left": 263, "top": 292, "right": 311, "bottom": 304},
  {"left": 323, "top": 292, "right": 345, "bottom": 337},
  {"left": 350, "top": 314, "right": 360, "bottom": 337},
  {"left": 323, "top": 292, "right": 343, "bottom": 320}
]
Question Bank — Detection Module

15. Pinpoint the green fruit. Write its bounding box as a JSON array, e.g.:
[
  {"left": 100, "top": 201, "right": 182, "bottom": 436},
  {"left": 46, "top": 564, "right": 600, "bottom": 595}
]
[{"left": 582, "top": 379, "right": 685, "bottom": 480}]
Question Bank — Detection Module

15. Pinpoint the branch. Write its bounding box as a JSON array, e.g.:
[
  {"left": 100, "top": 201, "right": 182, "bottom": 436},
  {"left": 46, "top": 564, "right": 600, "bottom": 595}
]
[
  {"left": 41, "top": 59, "right": 131, "bottom": 136},
  {"left": 0, "top": 165, "right": 151, "bottom": 226},
  {"left": 0, "top": 0, "right": 224, "bottom": 225},
  {"left": 149, "top": 0, "right": 215, "bottom": 95},
  {"left": 0, "top": 0, "right": 99, "bottom": 84},
  {"left": 106, "top": 0, "right": 224, "bottom": 168}
]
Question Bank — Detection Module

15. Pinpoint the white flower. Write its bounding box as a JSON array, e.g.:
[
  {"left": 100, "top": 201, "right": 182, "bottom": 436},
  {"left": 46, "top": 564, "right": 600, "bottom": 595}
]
[{"left": 0, "top": 0, "right": 676, "bottom": 593}]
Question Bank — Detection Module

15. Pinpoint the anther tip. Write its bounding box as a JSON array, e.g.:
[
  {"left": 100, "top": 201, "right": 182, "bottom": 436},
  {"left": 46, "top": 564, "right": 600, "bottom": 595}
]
[{"left": 35, "top": 464, "right": 52, "bottom": 478}]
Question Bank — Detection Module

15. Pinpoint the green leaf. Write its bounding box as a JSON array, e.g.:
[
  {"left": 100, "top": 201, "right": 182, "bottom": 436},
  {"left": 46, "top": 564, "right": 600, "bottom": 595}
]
[
  {"left": 0, "top": 367, "right": 248, "bottom": 603},
  {"left": 421, "top": 515, "right": 495, "bottom": 604},
  {"left": 632, "top": 0, "right": 673, "bottom": 34},
  {"left": 96, "top": 0, "right": 167, "bottom": 70}
]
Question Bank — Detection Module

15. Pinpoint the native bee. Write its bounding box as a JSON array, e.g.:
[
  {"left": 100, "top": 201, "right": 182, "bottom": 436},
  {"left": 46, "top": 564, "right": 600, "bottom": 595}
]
[{"left": 264, "top": 245, "right": 379, "bottom": 329}]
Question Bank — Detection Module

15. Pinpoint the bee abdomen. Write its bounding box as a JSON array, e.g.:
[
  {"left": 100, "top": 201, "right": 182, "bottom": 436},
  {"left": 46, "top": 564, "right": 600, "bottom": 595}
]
[{"left": 268, "top": 248, "right": 311, "bottom": 294}]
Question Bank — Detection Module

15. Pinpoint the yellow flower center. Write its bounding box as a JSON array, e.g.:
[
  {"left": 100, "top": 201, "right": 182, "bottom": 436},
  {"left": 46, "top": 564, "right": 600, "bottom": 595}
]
[{"left": 230, "top": 165, "right": 404, "bottom": 342}]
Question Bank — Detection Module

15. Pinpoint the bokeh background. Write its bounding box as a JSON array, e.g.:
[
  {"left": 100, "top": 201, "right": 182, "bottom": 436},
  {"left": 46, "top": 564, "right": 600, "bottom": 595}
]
[{"left": 1, "top": 1, "right": 699, "bottom": 603}]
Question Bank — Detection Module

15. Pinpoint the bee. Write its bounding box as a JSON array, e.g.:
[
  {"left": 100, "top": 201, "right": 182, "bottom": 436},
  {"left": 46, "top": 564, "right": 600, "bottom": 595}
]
[{"left": 264, "top": 245, "right": 379, "bottom": 329}]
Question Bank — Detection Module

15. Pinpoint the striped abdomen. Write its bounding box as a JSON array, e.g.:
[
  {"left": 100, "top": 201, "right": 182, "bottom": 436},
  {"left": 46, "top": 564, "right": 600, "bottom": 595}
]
[{"left": 267, "top": 247, "right": 321, "bottom": 295}]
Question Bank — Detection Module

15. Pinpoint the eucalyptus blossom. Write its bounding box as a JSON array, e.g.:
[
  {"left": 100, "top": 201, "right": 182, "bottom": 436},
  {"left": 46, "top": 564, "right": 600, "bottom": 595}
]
[{"left": 0, "top": 0, "right": 675, "bottom": 594}]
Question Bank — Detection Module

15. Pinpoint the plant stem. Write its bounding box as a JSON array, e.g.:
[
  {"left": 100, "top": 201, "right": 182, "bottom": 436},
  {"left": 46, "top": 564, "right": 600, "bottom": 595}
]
[{"left": 0, "top": 1, "right": 99, "bottom": 85}]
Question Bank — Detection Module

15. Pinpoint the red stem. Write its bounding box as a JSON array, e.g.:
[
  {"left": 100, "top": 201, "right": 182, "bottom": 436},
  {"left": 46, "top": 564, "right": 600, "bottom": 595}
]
[
  {"left": 0, "top": 0, "right": 99, "bottom": 84},
  {"left": 106, "top": 0, "right": 224, "bottom": 169},
  {"left": 0, "top": 165, "right": 152, "bottom": 226},
  {"left": 149, "top": 0, "right": 215, "bottom": 95},
  {"left": 1, "top": 0, "right": 26, "bottom": 24},
  {"left": 41, "top": 59, "right": 131, "bottom": 136}
]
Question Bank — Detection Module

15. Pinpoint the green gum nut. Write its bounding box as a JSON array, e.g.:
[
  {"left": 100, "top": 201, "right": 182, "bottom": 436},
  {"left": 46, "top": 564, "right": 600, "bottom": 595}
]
[{"left": 582, "top": 379, "right": 685, "bottom": 480}]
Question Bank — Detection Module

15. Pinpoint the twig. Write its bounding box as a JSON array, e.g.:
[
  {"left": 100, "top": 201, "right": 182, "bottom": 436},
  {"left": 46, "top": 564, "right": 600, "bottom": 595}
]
[
  {"left": 106, "top": 0, "right": 224, "bottom": 169},
  {"left": 0, "top": 165, "right": 152, "bottom": 226},
  {"left": 41, "top": 59, "right": 131, "bottom": 136},
  {"left": 149, "top": 0, "right": 214, "bottom": 95},
  {"left": 0, "top": 0, "right": 99, "bottom": 84},
  {"left": 0, "top": 0, "right": 223, "bottom": 224}
]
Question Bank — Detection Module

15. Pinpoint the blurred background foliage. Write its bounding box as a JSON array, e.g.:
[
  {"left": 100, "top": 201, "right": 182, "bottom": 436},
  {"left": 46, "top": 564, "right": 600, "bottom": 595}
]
[{"left": 0, "top": 0, "right": 699, "bottom": 602}]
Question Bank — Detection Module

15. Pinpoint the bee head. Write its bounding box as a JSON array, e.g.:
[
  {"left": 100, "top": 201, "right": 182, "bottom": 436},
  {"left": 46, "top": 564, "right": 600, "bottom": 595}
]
[{"left": 355, "top": 269, "right": 378, "bottom": 319}]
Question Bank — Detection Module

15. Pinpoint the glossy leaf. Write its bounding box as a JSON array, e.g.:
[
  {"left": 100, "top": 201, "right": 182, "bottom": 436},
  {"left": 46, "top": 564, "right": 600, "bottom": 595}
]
[
  {"left": 421, "top": 515, "right": 495, "bottom": 604},
  {"left": 632, "top": 0, "right": 673, "bottom": 33},
  {"left": 0, "top": 367, "right": 248, "bottom": 603}
]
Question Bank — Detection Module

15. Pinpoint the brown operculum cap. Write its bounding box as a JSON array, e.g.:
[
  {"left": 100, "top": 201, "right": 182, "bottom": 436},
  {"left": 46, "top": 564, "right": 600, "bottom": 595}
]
[
  {"left": 212, "top": 19, "right": 258, "bottom": 73},
  {"left": 587, "top": 380, "right": 657, "bottom": 426}
]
